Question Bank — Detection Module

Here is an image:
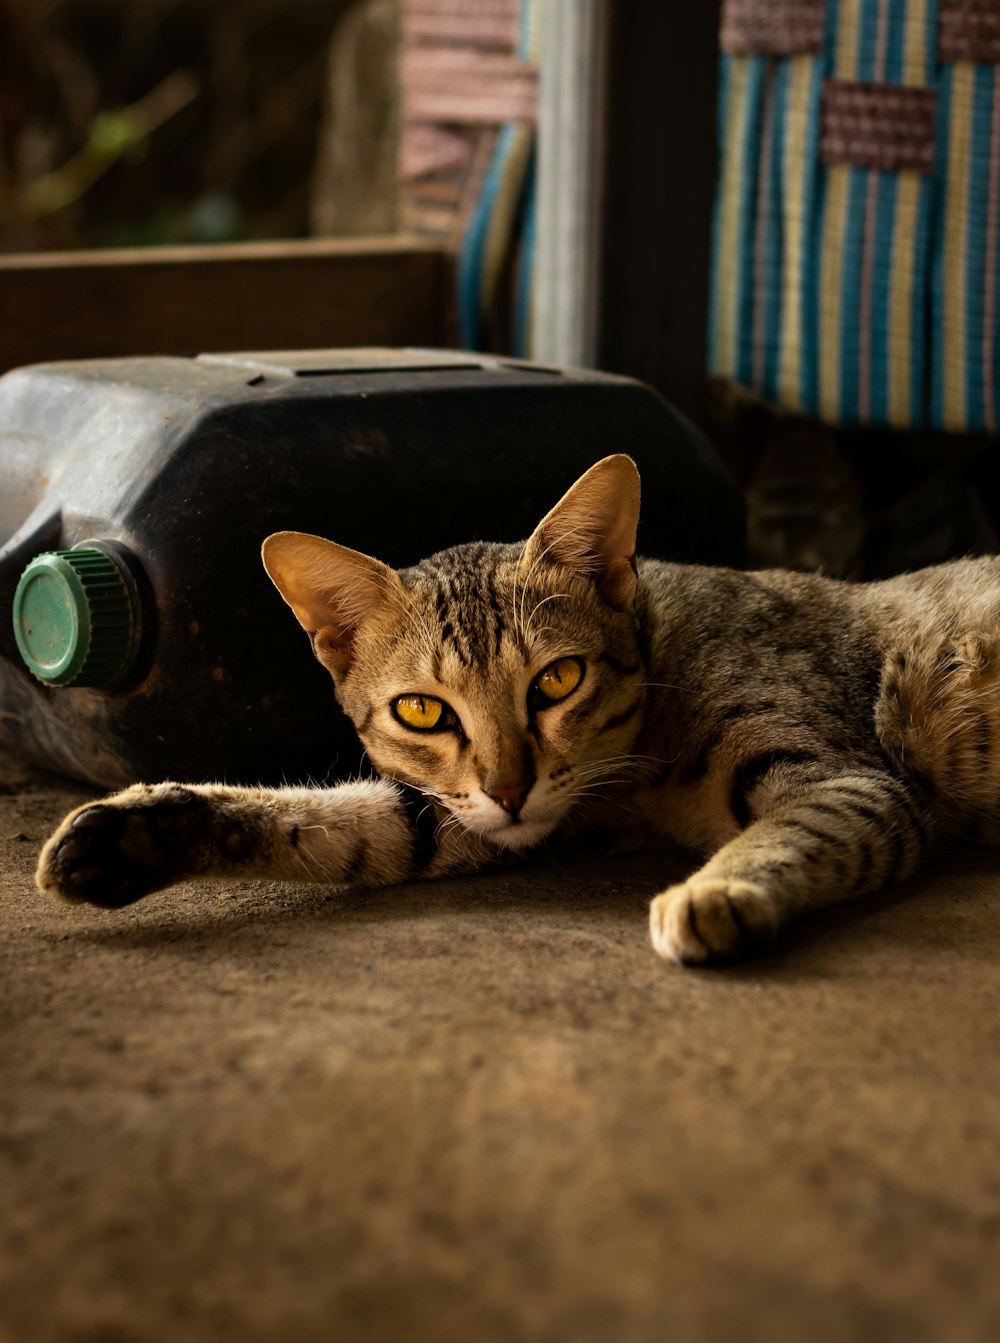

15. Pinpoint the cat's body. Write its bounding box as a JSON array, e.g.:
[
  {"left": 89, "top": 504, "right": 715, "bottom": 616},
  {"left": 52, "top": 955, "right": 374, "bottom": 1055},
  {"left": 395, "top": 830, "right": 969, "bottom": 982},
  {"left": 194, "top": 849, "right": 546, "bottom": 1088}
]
[{"left": 36, "top": 456, "right": 1000, "bottom": 965}]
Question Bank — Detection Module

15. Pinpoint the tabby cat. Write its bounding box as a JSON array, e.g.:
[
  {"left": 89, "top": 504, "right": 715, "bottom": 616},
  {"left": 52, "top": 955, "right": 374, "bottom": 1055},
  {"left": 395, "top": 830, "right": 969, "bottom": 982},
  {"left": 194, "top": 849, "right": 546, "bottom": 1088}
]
[{"left": 36, "top": 455, "right": 1000, "bottom": 966}]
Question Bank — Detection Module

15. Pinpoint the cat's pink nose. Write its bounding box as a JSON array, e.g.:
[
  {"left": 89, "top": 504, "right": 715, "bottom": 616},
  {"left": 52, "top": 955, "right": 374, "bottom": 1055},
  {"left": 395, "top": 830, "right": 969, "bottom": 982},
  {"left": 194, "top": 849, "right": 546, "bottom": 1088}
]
[{"left": 486, "top": 783, "right": 531, "bottom": 815}]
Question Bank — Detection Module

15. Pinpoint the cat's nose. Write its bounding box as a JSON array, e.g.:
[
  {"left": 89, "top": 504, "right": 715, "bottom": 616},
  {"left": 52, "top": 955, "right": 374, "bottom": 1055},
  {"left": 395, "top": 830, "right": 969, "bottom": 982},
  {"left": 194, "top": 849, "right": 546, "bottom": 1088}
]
[{"left": 485, "top": 782, "right": 531, "bottom": 816}]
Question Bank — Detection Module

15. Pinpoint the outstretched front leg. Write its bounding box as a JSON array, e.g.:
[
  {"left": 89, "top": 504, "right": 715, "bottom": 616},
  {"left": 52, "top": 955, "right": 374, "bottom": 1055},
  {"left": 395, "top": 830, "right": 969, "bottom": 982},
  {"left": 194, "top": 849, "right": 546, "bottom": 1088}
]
[
  {"left": 37, "top": 779, "right": 492, "bottom": 908},
  {"left": 650, "top": 764, "right": 933, "bottom": 965}
]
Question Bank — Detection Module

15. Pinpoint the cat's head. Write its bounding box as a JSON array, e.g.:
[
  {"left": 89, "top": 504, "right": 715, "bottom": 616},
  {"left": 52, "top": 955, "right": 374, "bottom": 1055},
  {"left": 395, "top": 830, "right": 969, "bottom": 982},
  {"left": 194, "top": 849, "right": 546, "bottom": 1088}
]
[{"left": 262, "top": 455, "right": 645, "bottom": 850}]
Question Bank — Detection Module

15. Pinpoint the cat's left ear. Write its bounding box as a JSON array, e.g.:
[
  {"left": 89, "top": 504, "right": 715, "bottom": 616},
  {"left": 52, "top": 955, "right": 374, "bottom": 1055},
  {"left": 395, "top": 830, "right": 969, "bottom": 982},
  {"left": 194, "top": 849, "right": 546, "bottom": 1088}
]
[
  {"left": 261, "top": 532, "right": 403, "bottom": 677},
  {"left": 522, "top": 454, "right": 641, "bottom": 610}
]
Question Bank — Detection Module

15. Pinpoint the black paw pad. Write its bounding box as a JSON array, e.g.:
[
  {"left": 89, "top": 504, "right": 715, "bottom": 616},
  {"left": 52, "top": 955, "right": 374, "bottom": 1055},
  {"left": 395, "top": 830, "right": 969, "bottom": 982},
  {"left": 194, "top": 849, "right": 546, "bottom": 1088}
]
[{"left": 53, "top": 805, "right": 175, "bottom": 908}]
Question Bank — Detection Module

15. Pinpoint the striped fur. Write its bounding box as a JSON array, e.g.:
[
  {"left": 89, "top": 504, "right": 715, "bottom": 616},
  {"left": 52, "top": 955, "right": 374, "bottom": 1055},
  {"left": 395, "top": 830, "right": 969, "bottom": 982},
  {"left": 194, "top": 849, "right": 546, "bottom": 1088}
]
[{"left": 36, "top": 456, "right": 1000, "bottom": 966}]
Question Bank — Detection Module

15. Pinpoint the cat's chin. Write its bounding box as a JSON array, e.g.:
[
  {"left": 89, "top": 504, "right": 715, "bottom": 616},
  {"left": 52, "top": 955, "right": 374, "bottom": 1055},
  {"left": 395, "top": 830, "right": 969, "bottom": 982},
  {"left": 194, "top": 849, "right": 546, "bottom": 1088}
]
[{"left": 477, "top": 818, "right": 558, "bottom": 852}]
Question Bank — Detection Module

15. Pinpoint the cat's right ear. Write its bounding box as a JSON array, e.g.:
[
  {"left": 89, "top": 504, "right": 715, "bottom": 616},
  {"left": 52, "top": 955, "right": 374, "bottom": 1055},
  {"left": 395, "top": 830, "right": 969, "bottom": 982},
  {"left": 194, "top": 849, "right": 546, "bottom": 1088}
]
[
  {"left": 261, "top": 532, "right": 403, "bottom": 677},
  {"left": 522, "top": 454, "right": 641, "bottom": 610}
]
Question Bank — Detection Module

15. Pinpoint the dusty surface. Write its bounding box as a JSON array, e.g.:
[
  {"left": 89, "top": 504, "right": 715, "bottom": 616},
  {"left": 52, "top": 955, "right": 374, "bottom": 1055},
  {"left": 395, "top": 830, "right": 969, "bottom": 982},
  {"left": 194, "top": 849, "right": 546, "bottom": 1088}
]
[{"left": 2, "top": 749, "right": 1000, "bottom": 1343}]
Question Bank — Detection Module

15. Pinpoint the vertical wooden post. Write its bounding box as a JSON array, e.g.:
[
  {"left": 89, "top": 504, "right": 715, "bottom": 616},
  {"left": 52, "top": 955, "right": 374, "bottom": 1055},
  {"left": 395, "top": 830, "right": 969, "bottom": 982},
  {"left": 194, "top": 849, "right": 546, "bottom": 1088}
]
[
  {"left": 531, "top": 0, "right": 608, "bottom": 368},
  {"left": 532, "top": 2, "right": 722, "bottom": 425}
]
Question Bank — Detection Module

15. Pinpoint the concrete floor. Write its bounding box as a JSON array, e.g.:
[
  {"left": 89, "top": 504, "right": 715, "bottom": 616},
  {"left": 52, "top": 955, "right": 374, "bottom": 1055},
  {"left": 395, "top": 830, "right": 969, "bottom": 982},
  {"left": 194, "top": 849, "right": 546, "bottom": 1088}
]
[{"left": 3, "top": 749, "right": 1000, "bottom": 1343}]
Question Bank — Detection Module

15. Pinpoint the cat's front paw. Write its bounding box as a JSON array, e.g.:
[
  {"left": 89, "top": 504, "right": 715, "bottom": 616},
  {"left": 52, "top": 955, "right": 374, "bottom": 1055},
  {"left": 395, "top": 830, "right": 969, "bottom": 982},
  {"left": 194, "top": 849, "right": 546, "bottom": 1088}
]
[
  {"left": 36, "top": 785, "right": 208, "bottom": 908},
  {"left": 649, "top": 878, "right": 778, "bottom": 966}
]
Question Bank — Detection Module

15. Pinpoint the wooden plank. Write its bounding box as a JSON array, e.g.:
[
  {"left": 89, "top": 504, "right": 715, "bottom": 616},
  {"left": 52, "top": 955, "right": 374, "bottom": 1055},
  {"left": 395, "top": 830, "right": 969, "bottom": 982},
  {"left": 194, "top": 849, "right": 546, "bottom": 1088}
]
[{"left": 0, "top": 237, "right": 452, "bottom": 372}]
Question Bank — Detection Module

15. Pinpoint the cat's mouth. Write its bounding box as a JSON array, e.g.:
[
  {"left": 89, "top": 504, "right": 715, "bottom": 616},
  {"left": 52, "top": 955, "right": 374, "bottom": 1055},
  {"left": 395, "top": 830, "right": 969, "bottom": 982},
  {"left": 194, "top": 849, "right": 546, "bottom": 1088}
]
[{"left": 475, "top": 815, "right": 558, "bottom": 851}]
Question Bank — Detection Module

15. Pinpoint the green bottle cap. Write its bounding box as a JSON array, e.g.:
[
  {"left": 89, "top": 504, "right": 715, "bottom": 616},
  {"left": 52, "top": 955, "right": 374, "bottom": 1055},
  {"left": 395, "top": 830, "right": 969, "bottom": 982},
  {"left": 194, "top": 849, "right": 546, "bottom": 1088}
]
[{"left": 13, "top": 548, "right": 138, "bottom": 689}]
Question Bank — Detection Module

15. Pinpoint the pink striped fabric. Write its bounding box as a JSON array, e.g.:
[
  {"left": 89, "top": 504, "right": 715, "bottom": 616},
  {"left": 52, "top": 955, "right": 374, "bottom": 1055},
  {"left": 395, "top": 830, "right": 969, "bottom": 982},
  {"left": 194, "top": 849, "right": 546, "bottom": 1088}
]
[
  {"left": 404, "top": 0, "right": 519, "bottom": 49},
  {"left": 402, "top": 48, "right": 538, "bottom": 125},
  {"left": 400, "top": 0, "right": 534, "bottom": 239}
]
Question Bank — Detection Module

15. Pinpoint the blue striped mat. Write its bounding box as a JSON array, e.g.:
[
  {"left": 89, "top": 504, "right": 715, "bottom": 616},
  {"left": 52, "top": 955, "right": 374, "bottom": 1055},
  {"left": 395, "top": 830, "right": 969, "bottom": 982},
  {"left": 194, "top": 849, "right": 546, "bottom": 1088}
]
[{"left": 710, "top": 0, "right": 999, "bottom": 433}]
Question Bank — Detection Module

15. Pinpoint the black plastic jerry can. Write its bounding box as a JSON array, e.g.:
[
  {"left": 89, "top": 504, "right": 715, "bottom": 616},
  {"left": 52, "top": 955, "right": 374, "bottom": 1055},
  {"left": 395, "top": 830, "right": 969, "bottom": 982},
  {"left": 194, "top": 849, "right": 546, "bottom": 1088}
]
[{"left": 0, "top": 348, "right": 744, "bottom": 788}]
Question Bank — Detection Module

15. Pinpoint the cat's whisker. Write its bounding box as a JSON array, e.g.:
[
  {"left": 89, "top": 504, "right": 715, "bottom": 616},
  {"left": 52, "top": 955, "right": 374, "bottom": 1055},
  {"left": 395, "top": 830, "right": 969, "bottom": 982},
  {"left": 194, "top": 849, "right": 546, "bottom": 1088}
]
[
  {"left": 432, "top": 808, "right": 466, "bottom": 841},
  {"left": 512, "top": 540, "right": 552, "bottom": 643},
  {"left": 569, "top": 764, "right": 643, "bottom": 787},
  {"left": 523, "top": 593, "right": 571, "bottom": 640},
  {"left": 298, "top": 823, "right": 332, "bottom": 839},
  {"left": 513, "top": 544, "right": 555, "bottom": 644},
  {"left": 578, "top": 750, "right": 679, "bottom": 777},
  {"left": 567, "top": 781, "right": 630, "bottom": 799},
  {"left": 558, "top": 782, "right": 640, "bottom": 821},
  {"left": 572, "top": 753, "right": 665, "bottom": 783},
  {"left": 513, "top": 522, "right": 590, "bottom": 643},
  {"left": 566, "top": 762, "right": 628, "bottom": 784},
  {"left": 570, "top": 788, "right": 638, "bottom": 815},
  {"left": 411, "top": 787, "right": 469, "bottom": 843}
]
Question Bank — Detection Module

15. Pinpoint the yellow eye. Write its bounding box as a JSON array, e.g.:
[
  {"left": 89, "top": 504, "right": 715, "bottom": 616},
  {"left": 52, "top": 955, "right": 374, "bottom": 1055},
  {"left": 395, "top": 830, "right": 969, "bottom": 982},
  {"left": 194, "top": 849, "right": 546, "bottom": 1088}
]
[
  {"left": 392, "top": 695, "right": 447, "bottom": 730},
  {"left": 533, "top": 657, "right": 583, "bottom": 705}
]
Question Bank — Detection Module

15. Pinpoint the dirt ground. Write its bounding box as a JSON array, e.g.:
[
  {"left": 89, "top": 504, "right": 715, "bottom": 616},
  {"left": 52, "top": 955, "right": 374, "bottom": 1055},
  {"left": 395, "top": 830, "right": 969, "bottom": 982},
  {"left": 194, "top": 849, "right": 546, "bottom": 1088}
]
[{"left": 2, "top": 748, "right": 1000, "bottom": 1343}]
